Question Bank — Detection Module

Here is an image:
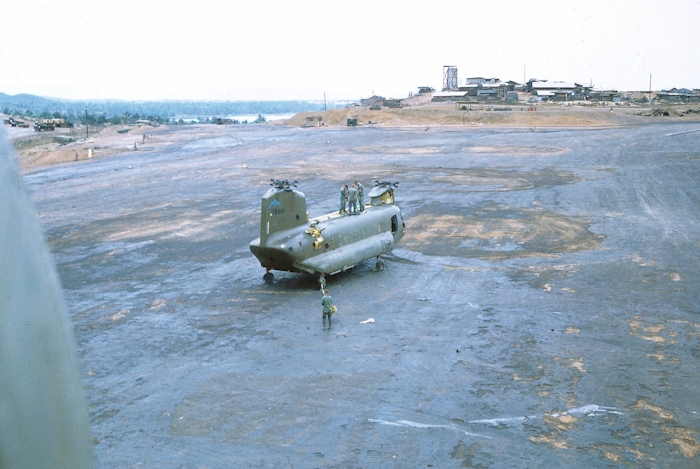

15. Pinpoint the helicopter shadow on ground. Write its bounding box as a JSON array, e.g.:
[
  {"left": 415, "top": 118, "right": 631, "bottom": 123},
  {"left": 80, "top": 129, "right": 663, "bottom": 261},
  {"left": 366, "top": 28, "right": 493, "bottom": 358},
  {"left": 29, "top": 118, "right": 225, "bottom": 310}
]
[{"left": 264, "top": 272, "right": 319, "bottom": 290}]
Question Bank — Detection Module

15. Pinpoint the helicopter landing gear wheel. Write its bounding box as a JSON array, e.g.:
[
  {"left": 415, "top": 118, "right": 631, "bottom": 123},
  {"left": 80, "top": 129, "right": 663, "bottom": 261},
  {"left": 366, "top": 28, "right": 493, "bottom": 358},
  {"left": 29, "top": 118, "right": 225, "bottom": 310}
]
[
  {"left": 263, "top": 272, "right": 274, "bottom": 284},
  {"left": 375, "top": 258, "right": 384, "bottom": 272}
]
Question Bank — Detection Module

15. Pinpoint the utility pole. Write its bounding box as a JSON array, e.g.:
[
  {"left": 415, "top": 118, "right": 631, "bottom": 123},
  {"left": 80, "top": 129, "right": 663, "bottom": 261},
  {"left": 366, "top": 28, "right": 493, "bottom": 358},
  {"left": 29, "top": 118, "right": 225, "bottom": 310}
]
[
  {"left": 324, "top": 92, "right": 327, "bottom": 111},
  {"left": 649, "top": 74, "right": 652, "bottom": 93},
  {"left": 85, "top": 107, "right": 88, "bottom": 139}
]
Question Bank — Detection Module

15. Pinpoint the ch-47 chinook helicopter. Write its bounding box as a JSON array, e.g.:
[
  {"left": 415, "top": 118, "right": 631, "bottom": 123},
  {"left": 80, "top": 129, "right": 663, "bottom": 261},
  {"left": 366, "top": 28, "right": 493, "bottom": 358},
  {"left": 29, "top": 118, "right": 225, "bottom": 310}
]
[{"left": 249, "top": 179, "right": 405, "bottom": 286}]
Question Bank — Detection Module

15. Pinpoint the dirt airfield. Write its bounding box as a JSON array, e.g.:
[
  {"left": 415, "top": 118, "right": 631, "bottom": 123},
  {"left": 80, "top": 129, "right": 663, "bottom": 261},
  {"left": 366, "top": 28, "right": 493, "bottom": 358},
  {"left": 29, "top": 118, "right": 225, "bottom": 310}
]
[
  {"left": 6, "top": 101, "right": 700, "bottom": 168},
  {"left": 13, "top": 109, "right": 700, "bottom": 467}
]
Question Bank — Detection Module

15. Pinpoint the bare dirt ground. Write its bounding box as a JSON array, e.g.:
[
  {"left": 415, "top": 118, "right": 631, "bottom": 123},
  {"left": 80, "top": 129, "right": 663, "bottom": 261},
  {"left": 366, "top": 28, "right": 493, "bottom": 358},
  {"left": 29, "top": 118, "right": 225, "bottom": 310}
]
[
  {"left": 4, "top": 122, "right": 178, "bottom": 167},
  {"left": 282, "top": 102, "right": 700, "bottom": 128},
  {"left": 5, "top": 102, "right": 700, "bottom": 168},
  {"left": 17, "top": 118, "right": 700, "bottom": 468}
]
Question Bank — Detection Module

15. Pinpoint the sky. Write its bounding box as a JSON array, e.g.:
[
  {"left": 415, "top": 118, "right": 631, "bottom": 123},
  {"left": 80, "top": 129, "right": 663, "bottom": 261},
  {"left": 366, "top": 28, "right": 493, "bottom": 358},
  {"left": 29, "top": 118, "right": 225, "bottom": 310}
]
[{"left": 1, "top": 0, "right": 698, "bottom": 102}]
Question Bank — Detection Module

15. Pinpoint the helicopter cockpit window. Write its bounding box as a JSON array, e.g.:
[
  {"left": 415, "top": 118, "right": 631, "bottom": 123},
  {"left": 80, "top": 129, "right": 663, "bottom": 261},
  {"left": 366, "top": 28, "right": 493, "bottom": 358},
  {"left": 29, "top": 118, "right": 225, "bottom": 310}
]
[{"left": 391, "top": 215, "right": 398, "bottom": 232}]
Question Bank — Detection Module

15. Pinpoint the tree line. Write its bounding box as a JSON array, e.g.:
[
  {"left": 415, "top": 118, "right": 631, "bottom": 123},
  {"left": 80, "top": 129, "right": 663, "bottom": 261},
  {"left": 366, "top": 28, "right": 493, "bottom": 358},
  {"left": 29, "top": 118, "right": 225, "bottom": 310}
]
[{"left": 0, "top": 92, "right": 334, "bottom": 124}]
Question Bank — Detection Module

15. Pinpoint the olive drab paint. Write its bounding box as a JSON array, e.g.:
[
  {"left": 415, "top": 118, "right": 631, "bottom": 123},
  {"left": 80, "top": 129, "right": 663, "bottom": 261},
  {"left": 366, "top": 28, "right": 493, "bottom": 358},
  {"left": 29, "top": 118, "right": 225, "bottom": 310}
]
[
  {"left": 250, "top": 179, "right": 405, "bottom": 283},
  {"left": 259, "top": 180, "right": 308, "bottom": 244}
]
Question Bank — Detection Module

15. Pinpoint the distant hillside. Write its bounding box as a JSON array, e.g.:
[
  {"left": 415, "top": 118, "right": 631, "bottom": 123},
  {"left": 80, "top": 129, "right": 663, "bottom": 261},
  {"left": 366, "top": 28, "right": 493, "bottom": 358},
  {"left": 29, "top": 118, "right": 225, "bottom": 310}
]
[{"left": 0, "top": 92, "right": 334, "bottom": 120}]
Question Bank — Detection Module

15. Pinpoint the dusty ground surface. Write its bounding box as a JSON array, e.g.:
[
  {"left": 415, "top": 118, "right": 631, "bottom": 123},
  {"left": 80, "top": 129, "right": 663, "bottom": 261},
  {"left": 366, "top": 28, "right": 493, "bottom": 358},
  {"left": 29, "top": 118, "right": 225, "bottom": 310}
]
[
  {"left": 5, "top": 103, "right": 700, "bottom": 169},
  {"left": 5, "top": 121, "right": 170, "bottom": 167},
  {"left": 21, "top": 121, "right": 700, "bottom": 468},
  {"left": 283, "top": 102, "right": 700, "bottom": 128}
]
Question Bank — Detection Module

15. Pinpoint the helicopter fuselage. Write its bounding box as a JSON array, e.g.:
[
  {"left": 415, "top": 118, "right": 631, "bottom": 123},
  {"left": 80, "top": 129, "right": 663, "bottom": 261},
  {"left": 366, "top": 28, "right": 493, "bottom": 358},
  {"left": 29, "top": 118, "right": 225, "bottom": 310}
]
[{"left": 249, "top": 182, "right": 405, "bottom": 280}]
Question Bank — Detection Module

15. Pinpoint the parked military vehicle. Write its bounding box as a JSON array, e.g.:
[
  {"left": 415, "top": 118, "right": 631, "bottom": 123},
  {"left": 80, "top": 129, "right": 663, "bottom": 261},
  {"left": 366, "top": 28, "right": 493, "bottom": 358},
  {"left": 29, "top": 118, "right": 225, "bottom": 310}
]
[
  {"left": 34, "top": 121, "right": 54, "bottom": 131},
  {"left": 4, "top": 117, "right": 28, "bottom": 127},
  {"left": 250, "top": 180, "right": 405, "bottom": 285},
  {"left": 55, "top": 119, "right": 74, "bottom": 128},
  {"left": 34, "top": 118, "right": 74, "bottom": 131}
]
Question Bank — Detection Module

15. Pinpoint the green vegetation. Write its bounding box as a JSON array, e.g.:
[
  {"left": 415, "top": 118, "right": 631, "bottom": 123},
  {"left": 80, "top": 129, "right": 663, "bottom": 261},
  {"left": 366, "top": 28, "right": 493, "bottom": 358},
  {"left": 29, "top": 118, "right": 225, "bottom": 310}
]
[
  {"left": 1, "top": 92, "right": 337, "bottom": 125},
  {"left": 13, "top": 133, "right": 55, "bottom": 150}
]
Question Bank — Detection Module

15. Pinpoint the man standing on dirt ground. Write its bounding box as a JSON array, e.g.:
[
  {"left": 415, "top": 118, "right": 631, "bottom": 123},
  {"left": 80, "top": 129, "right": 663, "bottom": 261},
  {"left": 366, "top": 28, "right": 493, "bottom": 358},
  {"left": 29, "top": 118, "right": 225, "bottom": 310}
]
[
  {"left": 348, "top": 184, "right": 358, "bottom": 214},
  {"left": 355, "top": 180, "right": 365, "bottom": 212},
  {"left": 322, "top": 289, "right": 333, "bottom": 329},
  {"left": 339, "top": 185, "right": 348, "bottom": 214}
]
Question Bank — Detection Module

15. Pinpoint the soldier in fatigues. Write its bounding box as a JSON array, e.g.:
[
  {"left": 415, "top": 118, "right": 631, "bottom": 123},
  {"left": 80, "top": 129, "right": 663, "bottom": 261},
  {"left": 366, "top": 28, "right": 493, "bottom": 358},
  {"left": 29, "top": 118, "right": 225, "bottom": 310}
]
[
  {"left": 347, "top": 184, "right": 358, "bottom": 214},
  {"left": 355, "top": 180, "right": 365, "bottom": 212},
  {"left": 339, "top": 185, "right": 348, "bottom": 214},
  {"left": 322, "top": 289, "right": 333, "bottom": 329}
]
